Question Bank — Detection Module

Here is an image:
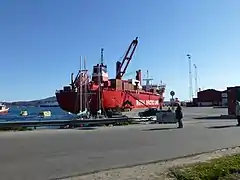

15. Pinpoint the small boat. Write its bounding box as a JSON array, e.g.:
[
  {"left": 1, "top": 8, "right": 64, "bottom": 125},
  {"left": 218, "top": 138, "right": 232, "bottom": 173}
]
[
  {"left": 39, "top": 111, "right": 52, "bottom": 117},
  {"left": 20, "top": 110, "right": 28, "bottom": 116},
  {"left": 0, "top": 103, "right": 9, "bottom": 114}
]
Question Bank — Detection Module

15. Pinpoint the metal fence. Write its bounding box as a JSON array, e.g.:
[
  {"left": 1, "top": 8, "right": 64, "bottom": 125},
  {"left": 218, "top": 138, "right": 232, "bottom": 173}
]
[{"left": 0, "top": 116, "right": 151, "bottom": 129}]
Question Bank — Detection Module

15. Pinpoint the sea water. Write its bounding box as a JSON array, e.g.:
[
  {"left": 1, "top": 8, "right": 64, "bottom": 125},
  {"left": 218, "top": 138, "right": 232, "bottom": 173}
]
[{"left": 0, "top": 106, "right": 74, "bottom": 122}]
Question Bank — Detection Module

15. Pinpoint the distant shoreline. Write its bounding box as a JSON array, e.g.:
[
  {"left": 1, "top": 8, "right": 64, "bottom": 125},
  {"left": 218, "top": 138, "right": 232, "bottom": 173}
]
[{"left": 2, "top": 96, "right": 57, "bottom": 107}]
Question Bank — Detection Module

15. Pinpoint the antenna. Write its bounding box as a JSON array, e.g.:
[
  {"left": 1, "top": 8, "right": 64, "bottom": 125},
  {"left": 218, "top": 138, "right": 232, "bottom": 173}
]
[
  {"left": 79, "top": 56, "right": 82, "bottom": 113},
  {"left": 193, "top": 64, "right": 198, "bottom": 97},
  {"left": 187, "top": 54, "right": 193, "bottom": 101},
  {"left": 84, "top": 56, "right": 87, "bottom": 112},
  {"left": 101, "top": 48, "right": 104, "bottom": 64},
  {"left": 84, "top": 56, "right": 86, "bottom": 70},
  {"left": 98, "top": 51, "right": 102, "bottom": 116}
]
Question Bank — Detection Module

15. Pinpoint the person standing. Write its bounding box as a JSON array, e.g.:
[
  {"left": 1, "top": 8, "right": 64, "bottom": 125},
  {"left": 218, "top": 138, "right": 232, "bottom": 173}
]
[
  {"left": 175, "top": 103, "right": 183, "bottom": 128},
  {"left": 235, "top": 100, "right": 240, "bottom": 126}
]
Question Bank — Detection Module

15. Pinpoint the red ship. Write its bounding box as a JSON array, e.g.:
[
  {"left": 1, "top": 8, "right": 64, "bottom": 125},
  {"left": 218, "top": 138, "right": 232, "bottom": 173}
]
[{"left": 56, "top": 37, "right": 166, "bottom": 116}]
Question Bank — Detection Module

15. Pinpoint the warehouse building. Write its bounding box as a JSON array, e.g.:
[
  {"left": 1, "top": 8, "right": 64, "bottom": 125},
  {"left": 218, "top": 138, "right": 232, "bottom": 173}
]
[
  {"left": 197, "top": 89, "right": 223, "bottom": 106},
  {"left": 196, "top": 86, "right": 240, "bottom": 115}
]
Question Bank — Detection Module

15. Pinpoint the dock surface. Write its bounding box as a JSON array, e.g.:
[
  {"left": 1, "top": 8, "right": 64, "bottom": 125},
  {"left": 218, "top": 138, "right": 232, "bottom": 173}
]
[{"left": 0, "top": 107, "right": 239, "bottom": 180}]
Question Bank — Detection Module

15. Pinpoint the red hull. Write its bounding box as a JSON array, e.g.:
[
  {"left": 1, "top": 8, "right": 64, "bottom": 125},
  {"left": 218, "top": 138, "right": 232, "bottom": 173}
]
[
  {"left": 0, "top": 109, "right": 9, "bottom": 115},
  {"left": 55, "top": 91, "right": 87, "bottom": 114},
  {"left": 56, "top": 38, "right": 165, "bottom": 115},
  {"left": 56, "top": 89, "right": 163, "bottom": 114}
]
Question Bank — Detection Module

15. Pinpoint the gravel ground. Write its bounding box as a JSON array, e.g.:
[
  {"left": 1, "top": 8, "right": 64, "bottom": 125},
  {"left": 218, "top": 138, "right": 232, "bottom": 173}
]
[{"left": 62, "top": 146, "right": 240, "bottom": 180}]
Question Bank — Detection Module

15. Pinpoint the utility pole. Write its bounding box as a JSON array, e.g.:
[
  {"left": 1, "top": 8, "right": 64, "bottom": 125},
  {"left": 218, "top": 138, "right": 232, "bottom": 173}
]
[
  {"left": 193, "top": 64, "right": 198, "bottom": 97},
  {"left": 187, "top": 54, "right": 193, "bottom": 101}
]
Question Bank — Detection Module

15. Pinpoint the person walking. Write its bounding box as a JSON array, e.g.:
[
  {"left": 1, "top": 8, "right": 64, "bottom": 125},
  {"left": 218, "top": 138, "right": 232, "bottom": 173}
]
[
  {"left": 235, "top": 100, "right": 240, "bottom": 126},
  {"left": 175, "top": 103, "right": 183, "bottom": 128}
]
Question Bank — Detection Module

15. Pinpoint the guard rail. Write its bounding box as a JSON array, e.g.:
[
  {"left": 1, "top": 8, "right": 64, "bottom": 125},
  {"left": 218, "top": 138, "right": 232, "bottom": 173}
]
[{"left": 0, "top": 116, "right": 151, "bottom": 129}]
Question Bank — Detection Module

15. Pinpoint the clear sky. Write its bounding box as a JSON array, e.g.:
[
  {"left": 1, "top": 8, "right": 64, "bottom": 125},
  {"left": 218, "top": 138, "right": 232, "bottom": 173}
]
[{"left": 0, "top": 0, "right": 240, "bottom": 102}]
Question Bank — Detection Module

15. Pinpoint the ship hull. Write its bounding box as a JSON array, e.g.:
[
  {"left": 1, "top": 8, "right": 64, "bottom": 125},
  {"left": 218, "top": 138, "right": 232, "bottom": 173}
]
[
  {"left": 56, "top": 89, "right": 163, "bottom": 114},
  {"left": 55, "top": 91, "right": 88, "bottom": 114}
]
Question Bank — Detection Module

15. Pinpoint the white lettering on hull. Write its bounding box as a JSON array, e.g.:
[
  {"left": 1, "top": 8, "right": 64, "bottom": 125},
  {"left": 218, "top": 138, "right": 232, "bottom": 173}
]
[{"left": 136, "top": 100, "right": 159, "bottom": 106}]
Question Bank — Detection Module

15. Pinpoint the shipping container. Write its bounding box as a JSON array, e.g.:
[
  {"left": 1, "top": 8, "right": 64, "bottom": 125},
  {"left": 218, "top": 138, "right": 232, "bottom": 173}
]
[
  {"left": 123, "top": 82, "right": 131, "bottom": 90},
  {"left": 127, "top": 83, "right": 130, "bottom": 90},
  {"left": 227, "top": 86, "right": 240, "bottom": 115},
  {"left": 109, "top": 79, "right": 122, "bottom": 90},
  {"left": 122, "top": 82, "right": 126, "bottom": 90},
  {"left": 116, "top": 79, "right": 122, "bottom": 90},
  {"left": 109, "top": 79, "right": 116, "bottom": 88},
  {"left": 129, "top": 84, "right": 134, "bottom": 90}
]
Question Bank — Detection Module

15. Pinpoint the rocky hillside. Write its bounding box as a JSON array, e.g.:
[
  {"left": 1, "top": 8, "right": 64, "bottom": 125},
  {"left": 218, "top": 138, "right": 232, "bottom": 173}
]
[{"left": 4, "top": 96, "right": 57, "bottom": 106}]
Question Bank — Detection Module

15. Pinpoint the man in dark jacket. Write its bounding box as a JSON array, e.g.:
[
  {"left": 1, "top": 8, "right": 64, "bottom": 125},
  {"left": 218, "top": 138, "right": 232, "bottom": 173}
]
[{"left": 175, "top": 103, "right": 183, "bottom": 128}]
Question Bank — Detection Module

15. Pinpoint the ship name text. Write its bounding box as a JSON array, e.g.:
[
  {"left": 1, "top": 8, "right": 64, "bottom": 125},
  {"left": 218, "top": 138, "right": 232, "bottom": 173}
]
[{"left": 136, "top": 100, "right": 159, "bottom": 106}]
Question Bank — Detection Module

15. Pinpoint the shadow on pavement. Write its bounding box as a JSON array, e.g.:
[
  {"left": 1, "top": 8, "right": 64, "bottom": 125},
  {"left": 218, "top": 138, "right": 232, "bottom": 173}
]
[
  {"left": 207, "top": 125, "right": 239, "bottom": 129},
  {"left": 142, "top": 127, "right": 177, "bottom": 131},
  {"left": 75, "top": 127, "right": 97, "bottom": 130},
  {"left": 194, "top": 115, "right": 236, "bottom": 120}
]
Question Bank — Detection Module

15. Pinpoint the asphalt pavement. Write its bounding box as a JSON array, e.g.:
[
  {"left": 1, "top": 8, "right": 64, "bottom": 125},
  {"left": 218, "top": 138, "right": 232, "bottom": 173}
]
[{"left": 0, "top": 107, "right": 239, "bottom": 180}]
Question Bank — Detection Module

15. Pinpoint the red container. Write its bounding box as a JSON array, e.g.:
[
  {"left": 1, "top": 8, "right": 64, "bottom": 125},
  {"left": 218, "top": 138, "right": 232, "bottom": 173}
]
[{"left": 227, "top": 86, "right": 240, "bottom": 115}]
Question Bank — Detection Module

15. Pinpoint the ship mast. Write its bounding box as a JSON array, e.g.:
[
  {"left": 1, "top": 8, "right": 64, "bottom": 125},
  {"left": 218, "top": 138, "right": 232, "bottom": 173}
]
[
  {"left": 101, "top": 48, "right": 104, "bottom": 64},
  {"left": 79, "top": 56, "right": 83, "bottom": 114},
  {"left": 84, "top": 56, "right": 87, "bottom": 113},
  {"left": 143, "top": 70, "right": 153, "bottom": 91},
  {"left": 97, "top": 48, "right": 104, "bottom": 116}
]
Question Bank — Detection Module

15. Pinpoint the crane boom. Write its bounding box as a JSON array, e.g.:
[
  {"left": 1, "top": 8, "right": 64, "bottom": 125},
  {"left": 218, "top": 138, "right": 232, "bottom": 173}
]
[{"left": 116, "top": 37, "right": 138, "bottom": 79}]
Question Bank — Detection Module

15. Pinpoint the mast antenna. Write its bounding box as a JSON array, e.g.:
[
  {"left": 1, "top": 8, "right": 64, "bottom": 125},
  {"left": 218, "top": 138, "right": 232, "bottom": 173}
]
[
  {"left": 101, "top": 48, "right": 104, "bottom": 64},
  {"left": 79, "top": 56, "right": 83, "bottom": 114},
  {"left": 187, "top": 54, "right": 193, "bottom": 101},
  {"left": 84, "top": 56, "right": 87, "bottom": 112}
]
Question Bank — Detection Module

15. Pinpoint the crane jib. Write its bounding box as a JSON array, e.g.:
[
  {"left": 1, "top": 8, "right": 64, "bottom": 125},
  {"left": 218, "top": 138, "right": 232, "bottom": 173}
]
[{"left": 116, "top": 37, "right": 139, "bottom": 79}]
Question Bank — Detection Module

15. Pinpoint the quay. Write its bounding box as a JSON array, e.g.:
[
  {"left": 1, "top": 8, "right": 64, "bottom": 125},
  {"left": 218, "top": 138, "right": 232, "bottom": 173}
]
[{"left": 0, "top": 107, "right": 239, "bottom": 180}]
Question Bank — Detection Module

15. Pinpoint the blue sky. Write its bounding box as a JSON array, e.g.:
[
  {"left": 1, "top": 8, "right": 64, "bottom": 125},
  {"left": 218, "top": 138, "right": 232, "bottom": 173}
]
[{"left": 0, "top": 0, "right": 240, "bottom": 102}]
